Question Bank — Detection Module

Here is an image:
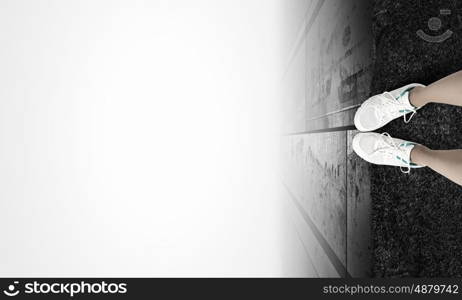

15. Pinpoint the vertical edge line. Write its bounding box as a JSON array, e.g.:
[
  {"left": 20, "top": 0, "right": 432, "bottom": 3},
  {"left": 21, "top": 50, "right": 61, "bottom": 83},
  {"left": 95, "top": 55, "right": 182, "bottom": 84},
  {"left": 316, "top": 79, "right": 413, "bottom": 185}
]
[{"left": 345, "top": 131, "right": 349, "bottom": 278}]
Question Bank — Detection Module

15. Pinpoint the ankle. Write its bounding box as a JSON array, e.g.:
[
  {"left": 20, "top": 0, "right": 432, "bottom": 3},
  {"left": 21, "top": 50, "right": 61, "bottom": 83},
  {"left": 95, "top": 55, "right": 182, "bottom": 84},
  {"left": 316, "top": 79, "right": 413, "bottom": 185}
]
[
  {"left": 409, "top": 86, "right": 429, "bottom": 108},
  {"left": 410, "top": 144, "right": 431, "bottom": 167}
]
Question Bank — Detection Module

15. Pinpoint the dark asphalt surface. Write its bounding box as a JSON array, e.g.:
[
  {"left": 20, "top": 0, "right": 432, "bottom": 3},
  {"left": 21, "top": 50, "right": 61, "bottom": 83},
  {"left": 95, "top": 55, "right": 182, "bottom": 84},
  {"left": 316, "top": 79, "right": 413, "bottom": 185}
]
[{"left": 370, "top": 0, "right": 462, "bottom": 277}]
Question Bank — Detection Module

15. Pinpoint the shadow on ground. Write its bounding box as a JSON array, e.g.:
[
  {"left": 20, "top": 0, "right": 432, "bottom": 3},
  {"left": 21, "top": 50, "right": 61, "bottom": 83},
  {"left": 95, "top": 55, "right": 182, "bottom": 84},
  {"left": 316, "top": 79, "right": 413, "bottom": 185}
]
[{"left": 370, "top": 0, "right": 462, "bottom": 277}]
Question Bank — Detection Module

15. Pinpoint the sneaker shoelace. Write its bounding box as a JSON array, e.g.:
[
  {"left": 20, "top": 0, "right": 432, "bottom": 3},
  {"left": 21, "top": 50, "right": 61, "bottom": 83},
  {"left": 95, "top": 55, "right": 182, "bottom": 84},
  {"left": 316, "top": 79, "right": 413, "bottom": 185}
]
[
  {"left": 376, "top": 132, "right": 412, "bottom": 174},
  {"left": 379, "top": 91, "right": 417, "bottom": 124}
]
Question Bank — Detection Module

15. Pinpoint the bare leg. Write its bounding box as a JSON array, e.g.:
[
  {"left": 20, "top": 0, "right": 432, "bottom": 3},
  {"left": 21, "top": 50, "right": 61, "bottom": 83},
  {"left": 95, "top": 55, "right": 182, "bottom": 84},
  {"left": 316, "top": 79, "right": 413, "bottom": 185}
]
[
  {"left": 406, "top": 71, "right": 462, "bottom": 185},
  {"left": 410, "top": 71, "right": 462, "bottom": 107},
  {"left": 411, "top": 145, "right": 462, "bottom": 186}
]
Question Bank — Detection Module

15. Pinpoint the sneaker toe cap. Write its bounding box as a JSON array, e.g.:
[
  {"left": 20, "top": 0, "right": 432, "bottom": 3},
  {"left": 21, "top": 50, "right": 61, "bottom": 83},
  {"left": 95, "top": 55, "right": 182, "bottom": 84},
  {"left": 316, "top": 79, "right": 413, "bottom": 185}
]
[
  {"left": 352, "top": 133, "right": 377, "bottom": 157},
  {"left": 354, "top": 105, "right": 380, "bottom": 131}
]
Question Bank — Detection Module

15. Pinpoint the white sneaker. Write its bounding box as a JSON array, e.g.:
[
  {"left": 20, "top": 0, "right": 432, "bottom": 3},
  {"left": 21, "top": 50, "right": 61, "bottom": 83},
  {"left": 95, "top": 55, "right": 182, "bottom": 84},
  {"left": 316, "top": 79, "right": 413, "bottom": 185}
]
[
  {"left": 352, "top": 132, "right": 424, "bottom": 173},
  {"left": 354, "top": 83, "right": 425, "bottom": 132}
]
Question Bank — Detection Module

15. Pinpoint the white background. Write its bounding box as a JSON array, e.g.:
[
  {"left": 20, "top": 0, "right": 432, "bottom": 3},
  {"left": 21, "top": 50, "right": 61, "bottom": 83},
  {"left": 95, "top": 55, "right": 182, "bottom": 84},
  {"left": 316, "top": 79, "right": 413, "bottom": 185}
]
[{"left": 0, "top": 0, "right": 285, "bottom": 276}]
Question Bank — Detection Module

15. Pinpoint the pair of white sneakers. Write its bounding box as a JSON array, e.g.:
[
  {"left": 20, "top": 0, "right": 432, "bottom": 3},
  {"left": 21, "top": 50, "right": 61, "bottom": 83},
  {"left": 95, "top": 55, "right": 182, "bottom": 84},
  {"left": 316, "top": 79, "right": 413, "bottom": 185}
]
[{"left": 353, "top": 83, "right": 426, "bottom": 173}]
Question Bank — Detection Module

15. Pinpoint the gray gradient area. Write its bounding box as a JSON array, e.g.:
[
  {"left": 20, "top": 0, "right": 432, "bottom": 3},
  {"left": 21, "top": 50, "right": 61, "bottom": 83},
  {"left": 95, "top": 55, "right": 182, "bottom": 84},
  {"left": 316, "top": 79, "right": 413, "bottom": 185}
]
[
  {"left": 0, "top": 0, "right": 376, "bottom": 278},
  {"left": 281, "top": 0, "right": 373, "bottom": 277}
]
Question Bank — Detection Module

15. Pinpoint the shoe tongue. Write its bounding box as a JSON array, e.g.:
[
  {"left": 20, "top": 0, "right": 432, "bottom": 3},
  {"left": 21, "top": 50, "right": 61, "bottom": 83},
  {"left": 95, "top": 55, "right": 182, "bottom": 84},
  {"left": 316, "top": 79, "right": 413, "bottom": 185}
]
[
  {"left": 398, "top": 90, "right": 416, "bottom": 109},
  {"left": 402, "top": 143, "right": 415, "bottom": 163}
]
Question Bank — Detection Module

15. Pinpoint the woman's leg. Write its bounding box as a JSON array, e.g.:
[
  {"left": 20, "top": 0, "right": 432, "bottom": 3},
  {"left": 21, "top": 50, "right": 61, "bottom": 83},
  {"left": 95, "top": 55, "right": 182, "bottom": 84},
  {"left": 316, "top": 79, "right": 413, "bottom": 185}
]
[
  {"left": 409, "top": 71, "right": 462, "bottom": 186},
  {"left": 410, "top": 71, "right": 462, "bottom": 107},
  {"left": 411, "top": 145, "right": 462, "bottom": 186}
]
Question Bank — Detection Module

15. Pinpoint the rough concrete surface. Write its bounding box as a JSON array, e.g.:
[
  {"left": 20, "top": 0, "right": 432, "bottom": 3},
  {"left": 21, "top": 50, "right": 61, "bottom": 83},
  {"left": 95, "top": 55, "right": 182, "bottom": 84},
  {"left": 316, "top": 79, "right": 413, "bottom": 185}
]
[
  {"left": 370, "top": 0, "right": 462, "bottom": 277},
  {"left": 282, "top": 0, "right": 373, "bottom": 278}
]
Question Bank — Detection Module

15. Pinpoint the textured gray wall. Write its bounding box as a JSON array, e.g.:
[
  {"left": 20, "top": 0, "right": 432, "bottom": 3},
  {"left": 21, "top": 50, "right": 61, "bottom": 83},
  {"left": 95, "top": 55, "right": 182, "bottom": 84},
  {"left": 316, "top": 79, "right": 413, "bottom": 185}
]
[{"left": 281, "top": 0, "right": 373, "bottom": 277}]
